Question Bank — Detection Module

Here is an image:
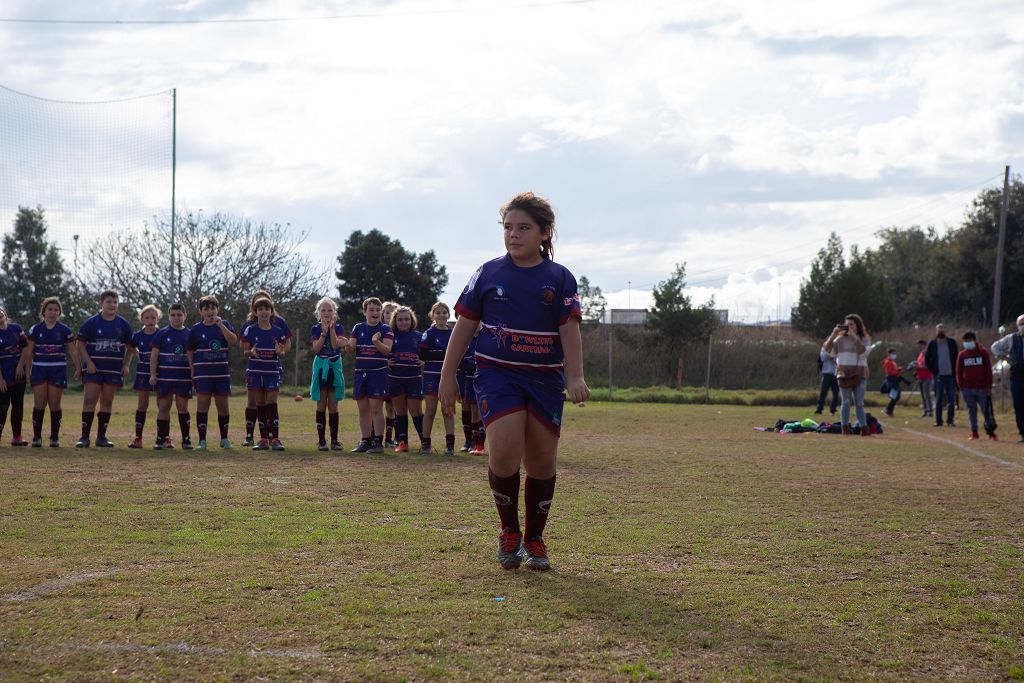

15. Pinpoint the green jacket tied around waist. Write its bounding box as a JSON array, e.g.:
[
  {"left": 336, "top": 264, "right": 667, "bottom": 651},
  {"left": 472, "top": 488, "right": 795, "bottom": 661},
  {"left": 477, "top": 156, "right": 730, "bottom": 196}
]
[{"left": 310, "top": 355, "right": 345, "bottom": 401}]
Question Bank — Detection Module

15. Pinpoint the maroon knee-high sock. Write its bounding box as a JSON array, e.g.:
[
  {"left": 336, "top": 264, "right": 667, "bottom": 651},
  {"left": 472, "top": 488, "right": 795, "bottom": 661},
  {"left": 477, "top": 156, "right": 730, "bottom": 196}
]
[
  {"left": 96, "top": 411, "right": 111, "bottom": 439},
  {"left": 524, "top": 474, "right": 556, "bottom": 539},
  {"left": 177, "top": 412, "right": 191, "bottom": 439},
  {"left": 32, "top": 408, "right": 45, "bottom": 439},
  {"left": 245, "top": 407, "right": 257, "bottom": 438},
  {"left": 50, "top": 410, "right": 62, "bottom": 440},
  {"left": 81, "top": 411, "right": 95, "bottom": 439},
  {"left": 488, "top": 468, "right": 521, "bottom": 533},
  {"left": 328, "top": 412, "right": 339, "bottom": 441},
  {"left": 267, "top": 403, "right": 279, "bottom": 439},
  {"left": 257, "top": 405, "right": 268, "bottom": 440},
  {"left": 316, "top": 410, "right": 326, "bottom": 442}
]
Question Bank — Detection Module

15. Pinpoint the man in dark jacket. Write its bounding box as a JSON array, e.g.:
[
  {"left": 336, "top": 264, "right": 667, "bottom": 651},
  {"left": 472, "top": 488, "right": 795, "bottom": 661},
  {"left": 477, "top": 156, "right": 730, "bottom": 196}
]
[
  {"left": 991, "top": 313, "right": 1024, "bottom": 443},
  {"left": 925, "top": 323, "right": 959, "bottom": 427}
]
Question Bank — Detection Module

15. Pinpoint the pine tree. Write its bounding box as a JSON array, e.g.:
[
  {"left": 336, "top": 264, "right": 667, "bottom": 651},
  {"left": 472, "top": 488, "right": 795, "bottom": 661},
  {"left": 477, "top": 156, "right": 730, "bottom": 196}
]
[{"left": 0, "top": 206, "right": 70, "bottom": 320}]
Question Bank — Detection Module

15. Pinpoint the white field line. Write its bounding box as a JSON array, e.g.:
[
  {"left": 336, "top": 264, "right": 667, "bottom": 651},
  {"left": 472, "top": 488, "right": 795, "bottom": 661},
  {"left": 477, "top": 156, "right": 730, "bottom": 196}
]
[
  {"left": 0, "top": 640, "right": 324, "bottom": 660},
  {"left": 902, "top": 428, "right": 1024, "bottom": 469},
  {"left": 1, "top": 570, "right": 118, "bottom": 602}
]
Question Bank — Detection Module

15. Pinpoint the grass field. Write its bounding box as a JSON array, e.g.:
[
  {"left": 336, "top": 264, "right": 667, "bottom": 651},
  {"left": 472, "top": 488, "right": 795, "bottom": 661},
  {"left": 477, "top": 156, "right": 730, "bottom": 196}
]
[{"left": 1, "top": 397, "right": 1023, "bottom": 681}]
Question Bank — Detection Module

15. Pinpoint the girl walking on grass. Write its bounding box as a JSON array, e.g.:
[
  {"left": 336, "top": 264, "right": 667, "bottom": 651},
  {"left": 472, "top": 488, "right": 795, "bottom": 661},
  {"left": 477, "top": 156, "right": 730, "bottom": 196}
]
[{"left": 440, "top": 192, "right": 589, "bottom": 571}]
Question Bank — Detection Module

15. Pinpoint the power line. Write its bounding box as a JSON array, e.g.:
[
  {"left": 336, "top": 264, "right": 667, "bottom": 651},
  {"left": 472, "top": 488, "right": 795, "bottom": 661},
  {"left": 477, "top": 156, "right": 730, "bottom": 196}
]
[{"left": 0, "top": 0, "right": 605, "bottom": 26}]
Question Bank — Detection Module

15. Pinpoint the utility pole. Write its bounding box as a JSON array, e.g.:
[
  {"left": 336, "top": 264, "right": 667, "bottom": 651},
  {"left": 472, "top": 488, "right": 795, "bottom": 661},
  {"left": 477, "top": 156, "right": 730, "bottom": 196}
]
[
  {"left": 170, "top": 87, "right": 177, "bottom": 298},
  {"left": 992, "top": 165, "right": 1010, "bottom": 331}
]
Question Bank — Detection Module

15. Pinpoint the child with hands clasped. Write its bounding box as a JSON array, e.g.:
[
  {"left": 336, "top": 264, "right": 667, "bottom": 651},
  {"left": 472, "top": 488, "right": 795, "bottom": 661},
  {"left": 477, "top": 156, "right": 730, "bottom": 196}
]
[
  {"left": 439, "top": 192, "right": 589, "bottom": 572},
  {"left": 188, "top": 295, "right": 238, "bottom": 449},
  {"left": 76, "top": 289, "right": 134, "bottom": 448},
  {"left": 419, "top": 302, "right": 455, "bottom": 454},
  {"left": 388, "top": 305, "right": 426, "bottom": 453},
  {"left": 128, "top": 305, "right": 161, "bottom": 448},
  {"left": 310, "top": 297, "right": 347, "bottom": 451},
  {"left": 348, "top": 297, "right": 394, "bottom": 453},
  {"left": 26, "top": 297, "right": 78, "bottom": 447},
  {"left": 149, "top": 303, "right": 194, "bottom": 450},
  {"left": 242, "top": 298, "right": 289, "bottom": 451}
]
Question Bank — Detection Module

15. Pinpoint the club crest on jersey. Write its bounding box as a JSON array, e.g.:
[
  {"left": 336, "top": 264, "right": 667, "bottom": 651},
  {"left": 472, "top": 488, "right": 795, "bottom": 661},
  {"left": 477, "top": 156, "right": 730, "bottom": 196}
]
[
  {"left": 210, "top": 340, "right": 223, "bottom": 351},
  {"left": 174, "top": 344, "right": 185, "bottom": 355},
  {"left": 540, "top": 285, "right": 556, "bottom": 304},
  {"left": 488, "top": 323, "right": 511, "bottom": 349},
  {"left": 493, "top": 284, "right": 508, "bottom": 301}
]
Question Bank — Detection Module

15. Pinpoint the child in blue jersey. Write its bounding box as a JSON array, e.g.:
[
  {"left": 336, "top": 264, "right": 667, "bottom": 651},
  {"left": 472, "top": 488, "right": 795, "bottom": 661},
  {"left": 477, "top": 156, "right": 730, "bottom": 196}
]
[
  {"left": 188, "top": 295, "right": 238, "bottom": 449},
  {"left": 381, "top": 300, "right": 399, "bottom": 446},
  {"left": 457, "top": 330, "right": 486, "bottom": 455},
  {"left": 0, "top": 306, "right": 30, "bottom": 446},
  {"left": 128, "top": 305, "right": 161, "bottom": 449},
  {"left": 419, "top": 302, "right": 455, "bottom": 454},
  {"left": 440, "top": 192, "right": 588, "bottom": 572},
  {"left": 26, "top": 297, "right": 78, "bottom": 447},
  {"left": 149, "top": 303, "right": 194, "bottom": 450},
  {"left": 242, "top": 289, "right": 293, "bottom": 446},
  {"left": 76, "top": 289, "right": 134, "bottom": 448},
  {"left": 388, "top": 305, "right": 425, "bottom": 453},
  {"left": 347, "top": 297, "right": 394, "bottom": 453},
  {"left": 310, "top": 296, "right": 347, "bottom": 451},
  {"left": 242, "top": 298, "right": 289, "bottom": 451}
]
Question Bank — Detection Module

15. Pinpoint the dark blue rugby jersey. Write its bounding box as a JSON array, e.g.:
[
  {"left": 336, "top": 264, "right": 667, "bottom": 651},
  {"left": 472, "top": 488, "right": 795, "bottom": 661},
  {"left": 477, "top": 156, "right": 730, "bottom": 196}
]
[
  {"left": 151, "top": 326, "right": 192, "bottom": 384},
  {"left": 242, "top": 323, "right": 287, "bottom": 376},
  {"left": 28, "top": 322, "right": 75, "bottom": 367},
  {"left": 454, "top": 254, "right": 582, "bottom": 371},
  {"left": 188, "top": 320, "right": 234, "bottom": 380},
  {"left": 389, "top": 328, "right": 422, "bottom": 379},
  {"left": 78, "top": 314, "right": 133, "bottom": 377},
  {"left": 310, "top": 323, "right": 347, "bottom": 361},
  {"left": 351, "top": 322, "right": 393, "bottom": 372},
  {"left": 419, "top": 326, "right": 451, "bottom": 378},
  {"left": 131, "top": 329, "right": 158, "bottom": 376},
  {"left": 0, "top": 323, "right": 27, "bottom": 378}
]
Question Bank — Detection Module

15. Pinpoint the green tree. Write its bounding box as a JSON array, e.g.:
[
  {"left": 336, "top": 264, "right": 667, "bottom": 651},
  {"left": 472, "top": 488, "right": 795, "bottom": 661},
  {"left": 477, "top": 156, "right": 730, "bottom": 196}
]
[
  {"left": 0, "top": 206, "right": 73, "bottom": 321},
  {"left": 578, "top": 275, "right": 607, "bottom": 325},
  {"left": 645, "top": 263, "right": 718, "bottom": 345},
  {"left": 792, "top": 233, "right": 894, "bottom": 338},
  {"left": 335, "top": 229, "right": 448, "bottom": 322},
  {"left": 862, "top": 226, "right": 939, "bottom": 325}
]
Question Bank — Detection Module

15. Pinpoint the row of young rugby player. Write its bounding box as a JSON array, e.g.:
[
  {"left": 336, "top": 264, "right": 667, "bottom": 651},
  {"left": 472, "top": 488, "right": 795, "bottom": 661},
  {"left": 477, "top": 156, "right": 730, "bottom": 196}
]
[{"left": 0, "top": 289, "right": 480, "bottom": 454}]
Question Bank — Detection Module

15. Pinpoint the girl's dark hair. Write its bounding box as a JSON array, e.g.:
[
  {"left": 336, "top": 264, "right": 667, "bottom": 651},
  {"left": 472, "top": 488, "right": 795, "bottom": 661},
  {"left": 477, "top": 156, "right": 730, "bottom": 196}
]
[
  {"left": 500, "top": 192, "right": 556, "bottom": 260},
  {"left": 253, "top": 297, "right": 275, "bottom": 317},
  {"left": 844, "top": 313, "right": 868, "bottom": 339},
  {"left": 39, "top": 296, "right": 62, "bottom": 317},
  {"left": 247, "top": 289, "right": 274, "bottom": 324}
]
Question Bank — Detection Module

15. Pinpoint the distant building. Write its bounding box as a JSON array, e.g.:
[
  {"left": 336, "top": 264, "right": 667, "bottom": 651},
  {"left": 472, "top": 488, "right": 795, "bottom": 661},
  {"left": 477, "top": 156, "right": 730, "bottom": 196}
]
[
  {"left": 608, "top": 308, "right": 729, "bottom": 325},
  {"left": 609, "top": 309, "right": 647, "bottom": 325}
]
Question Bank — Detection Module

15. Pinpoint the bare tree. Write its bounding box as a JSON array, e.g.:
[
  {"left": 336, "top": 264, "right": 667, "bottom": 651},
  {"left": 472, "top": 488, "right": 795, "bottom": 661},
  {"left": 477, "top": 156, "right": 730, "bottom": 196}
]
[{"left": 81, "top": 210, "right": 329, "bottom": 325}]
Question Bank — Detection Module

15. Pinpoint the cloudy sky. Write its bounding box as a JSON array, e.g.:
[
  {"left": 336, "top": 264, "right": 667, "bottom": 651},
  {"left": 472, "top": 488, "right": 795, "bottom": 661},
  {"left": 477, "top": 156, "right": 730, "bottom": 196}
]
[{"left": 1, "top": 0, "right": 1022, "bottom": 322}]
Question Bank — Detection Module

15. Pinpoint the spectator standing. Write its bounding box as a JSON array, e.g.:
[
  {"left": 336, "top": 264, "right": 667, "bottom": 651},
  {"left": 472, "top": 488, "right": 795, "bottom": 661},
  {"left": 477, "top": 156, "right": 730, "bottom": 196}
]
[
  {"left": 814, "top": 346, "right": 839, "bottom": 415},
  {"left": 990, "top": 313, "right": 1024, "bottom": 443},
  {"left": 908, "top": 339, "right": 934, "bottom": 418},
  {"left": 925, "top": 323, "right": 958, "bottom": 427},
  {"left": 824, "top": 314, "right": 871, "bottom": 436},
  {"left": 955, "top": 331, "right": 997, "bottom": 441}
]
